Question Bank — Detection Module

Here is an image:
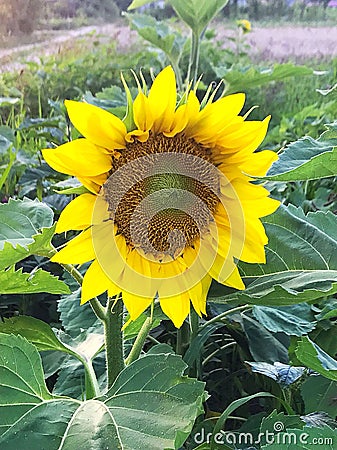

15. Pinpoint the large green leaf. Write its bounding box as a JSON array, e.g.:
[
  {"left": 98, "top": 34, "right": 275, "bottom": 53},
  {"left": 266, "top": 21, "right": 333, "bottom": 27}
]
[
  {"left": 0, "top": 315, "right": 74, "bottom": 353},
  {"left": 213, "top": 63, "right": 313, "bottom": 95},
  {"left": 295, "top": 336, "right": 337, "bottom": 381},
  {"left": 0, "top": 267, "right": 70, "bottom": 295},
  {"left": 126, "top": 13, "right": 185, "bottom": 63},
  {"left": 211, "top": 270, "right": 337, "bottom": 307},
  {"left": 168, "top": 0, "right": 229, "bottom": 36},
  {"left": 241, "top": 205, "right": 337, "bottom": 276},
  {"left": 0, "top": 335, "right": 205, "bottom": 449},
  {"left": 301, "top": 375, "right": 337, "bottom": 417},
  {"left": 0, "top": 197, "right": 55, "bottom": 269},
  {"left": 264, "top": 123, "right": 337, "bottom": 181},
  {"left": 252, "top": 304, "right": 316, "bottom": 336},
  {"left": 241, "top": 315, "right": 289, "bottom": 363},
  {"left": 58, "top": 287, "right": 103, "bottom": 339}
]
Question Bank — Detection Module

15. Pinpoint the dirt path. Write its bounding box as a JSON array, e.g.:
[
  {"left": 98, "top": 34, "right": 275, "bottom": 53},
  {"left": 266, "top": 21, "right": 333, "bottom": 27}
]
[
  {"left": 1, "top": 23, "right": 337, "bottom": 73},
  {"left": 0, "top": 24, "right": 135, "bottom": 73}
]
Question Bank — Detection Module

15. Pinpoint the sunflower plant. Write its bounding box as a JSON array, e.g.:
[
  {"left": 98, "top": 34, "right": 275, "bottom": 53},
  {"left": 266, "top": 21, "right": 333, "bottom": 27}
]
[{"left": 1, "top": 1, "right": 337, "bottom": 449}]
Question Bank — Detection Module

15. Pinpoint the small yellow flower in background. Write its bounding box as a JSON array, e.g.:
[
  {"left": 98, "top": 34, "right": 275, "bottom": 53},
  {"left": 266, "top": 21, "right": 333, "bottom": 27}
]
[
  {"left": 43, "top": 66, "right": 279, "bottom": 328},
  {"left": 236, "top": 19, "right": 251, "bottom": 33}
]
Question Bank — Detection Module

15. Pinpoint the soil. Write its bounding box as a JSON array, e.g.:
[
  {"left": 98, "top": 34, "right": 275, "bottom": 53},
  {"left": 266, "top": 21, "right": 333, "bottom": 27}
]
[{"left": 1, "top": 23, "right": 337, "bottom": 73}]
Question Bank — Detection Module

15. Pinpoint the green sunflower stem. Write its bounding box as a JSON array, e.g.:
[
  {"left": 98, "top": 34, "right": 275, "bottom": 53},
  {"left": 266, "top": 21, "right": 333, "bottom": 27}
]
[
  {"left": 199, "top": 304, "right": 251, "bottom": 330},
  {"left": 187, "top": 30, "right": 202, "bottom": 86},
  {"left": 176, "top": 321, "right": 190, "bottom": 356},
  {"left": 82, "top": 357, "right": 101, "bottom": 399},
  {"left": 105, "top": 297, "right": 125, "bottom": 388},
  {"left": 125, "top": 316, "right": 153, "bottom": 365}
]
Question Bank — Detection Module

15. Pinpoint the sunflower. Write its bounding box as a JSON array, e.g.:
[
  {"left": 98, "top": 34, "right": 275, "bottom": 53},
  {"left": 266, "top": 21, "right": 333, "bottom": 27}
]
[{"left": 43, "top": 66, "right": 279, "bottom": 328}]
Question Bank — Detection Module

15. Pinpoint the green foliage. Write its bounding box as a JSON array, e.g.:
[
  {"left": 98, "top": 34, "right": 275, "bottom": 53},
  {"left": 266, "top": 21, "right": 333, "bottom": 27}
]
[
  {"left": 168, "top": 0, "right": 229, "bottom": 36},
  {"left": 295, "top": 336, "right": 337, "bottom": 381},
  {"left": 0, "top": 334, "right": 204, "bottom": 449},
  {"left": 126, "top": 13, "right": 186, "bottom": 66},
  {"left": 0, "top": 198, "right": 55, "bottom": 269},
  {"left": 213, "top": 63, "right": 313, "bottom": 96},
  {"left": 0, "top": 267, "right": 70, "bottom": 295},
  {"left": 301, "top": 375, "right": 337, "bottom": 417},
  {"left": 265, "top": 123, "right": 337, "bottom": 182}
]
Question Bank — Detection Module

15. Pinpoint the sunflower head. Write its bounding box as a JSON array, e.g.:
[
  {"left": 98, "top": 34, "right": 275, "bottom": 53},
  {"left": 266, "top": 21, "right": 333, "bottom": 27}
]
[
  {"left": 43, "top": 66, "right": 279, "bottom": 327},
  {"left": 236, "top": 19, "right": 251, "bottom": 33}
]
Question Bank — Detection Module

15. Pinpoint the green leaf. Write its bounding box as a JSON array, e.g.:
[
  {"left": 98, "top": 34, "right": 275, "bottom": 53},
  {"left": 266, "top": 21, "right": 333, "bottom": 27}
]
[
  {"left": 241, "top": 315, "right": 289, "bottom": 363},
  {"left": 0, "top": 316, "right": 73, "bottom": 353},
  {"left": 0, "top": 333, "right": 53, "bottom": 424},
  {"left": 295, "top": 336, "right": 337, "bottom": 381},
  {"left": 0, "top": 267, "right": 70, "bottom": 295},
  {"left": 126, "top": 13, "right": 185, "bottom": 63},
  {"left": 252, "top": 305, "right": 316, "bottom": 336},
  {"left": 241, "top": 205, "right": 337, "bottom": 276},
  {"left": 168, "top": 0, "right": 229, "bottom": 36},
  {"left": 214, "top": 63, "right": 313, "bottom": 95},
  {"left": 0, "top": 337, "right": 205, "bottom": 450},
  {"left": 301, "top": 375, "right": 337, "bottom": 417},
  {"left": 211, "top": 271, "right": 337, "bottom": 306},
  {"left": 264, "top": 123, "right": 337, "bottom": 181},
  {"left": 58, "top": 288, "right": 103, "bottom": 339},
  {"left": 0, "top": 198, "right": 55, "bottom": 270}
]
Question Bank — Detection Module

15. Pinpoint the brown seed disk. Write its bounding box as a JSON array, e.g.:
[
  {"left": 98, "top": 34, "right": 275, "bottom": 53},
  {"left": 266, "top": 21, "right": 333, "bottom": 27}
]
[{"left": 103, "top": 133, "right": 220, "bottom": 258}]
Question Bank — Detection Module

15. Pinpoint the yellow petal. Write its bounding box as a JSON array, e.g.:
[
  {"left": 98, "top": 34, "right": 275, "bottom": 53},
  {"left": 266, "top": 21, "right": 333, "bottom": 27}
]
[
  {"left": 159, "top": 291, "right": 190, "bottom": 328},
  {"left": 240, "top": 150, "right": 278, "bottom": 177},
  {"left": 186, "top": 93, "right": 245, "bottom": 142},
  {"left": 133, "top": 91, "right": 154, "bottom": 132},
  {"left": 65, "top": 100, "right": 126, "bottom": 150},
  {"left": 81, "top": 259, "right": 120, "bottom": 304},
  {"left": 56, "top": 193, "right": 95, "bottom": 233},
  {"left": 218, "top": 116, "right": 270, "bottom": 154},
  {"left": 51, "top": 227, "right": 95, "bottom": 264},
  {"left": 77, "top": 173, "right": 107, "bottom": 194},
  {"left": 125, "top": 129, "right": 149, "bottom": 143},
  {"left": 92, "top": 223, "right": 128, "bottom": 284},
  {"left": 42, "top": 139, "right": 112, "bottom": 177},
  {"left": 122, "top": 291, "right": 153, "bottom": 321},
  {"left": 188, "top": 281, "right": 204, "bottom": 316},
  {"left": 122, "top": 250, "right": 158, "bottom": 298},
  {"left": 148, "top": 66, "right": 177, "bottom": 134},
  {"left": 183, "top": 91, "right": 201, "bottom": 130},
  {"left": 223, "top": 265, "right": 245, "bottom": 290}
]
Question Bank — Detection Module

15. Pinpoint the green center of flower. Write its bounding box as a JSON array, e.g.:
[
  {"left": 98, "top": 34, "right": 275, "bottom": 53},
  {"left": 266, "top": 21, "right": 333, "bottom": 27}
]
[{"left": 103, "top": 133, "right": 220, "bottom": 259}]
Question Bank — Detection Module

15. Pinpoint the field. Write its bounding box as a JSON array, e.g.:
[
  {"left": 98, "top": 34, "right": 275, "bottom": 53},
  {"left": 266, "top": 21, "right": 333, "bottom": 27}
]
[{"left": 1, "top": 2, "right": 337, "bottom": 449}]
